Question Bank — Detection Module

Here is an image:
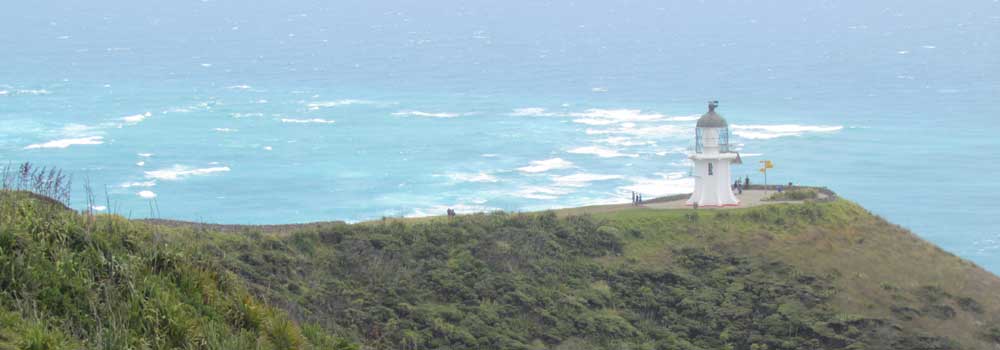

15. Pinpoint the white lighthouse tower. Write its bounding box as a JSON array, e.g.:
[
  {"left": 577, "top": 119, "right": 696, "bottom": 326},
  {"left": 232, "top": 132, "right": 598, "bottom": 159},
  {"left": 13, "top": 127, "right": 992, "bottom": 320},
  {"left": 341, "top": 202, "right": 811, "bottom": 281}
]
[{"left": 687, "top": 101, "right": 741, "bottom": 207}]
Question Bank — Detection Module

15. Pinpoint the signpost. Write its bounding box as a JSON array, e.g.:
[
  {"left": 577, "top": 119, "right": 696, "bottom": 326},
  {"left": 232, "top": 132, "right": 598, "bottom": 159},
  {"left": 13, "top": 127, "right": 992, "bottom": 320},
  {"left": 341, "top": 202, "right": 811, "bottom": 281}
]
[{"left": 759, "top": 160, "right": 774, "bottom": 192}]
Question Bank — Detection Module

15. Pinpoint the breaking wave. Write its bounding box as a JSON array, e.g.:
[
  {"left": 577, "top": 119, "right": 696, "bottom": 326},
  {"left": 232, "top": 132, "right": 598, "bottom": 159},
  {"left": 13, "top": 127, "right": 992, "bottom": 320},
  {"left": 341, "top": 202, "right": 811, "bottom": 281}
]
[
  {"left": 144, "top": 165, "right": 231, "bottom": 181},
  {"left": 281, "top": 118, "right": 336, "bottom": 124},
  {"left": 24, "top": 136, "right": 104, "bottom": 150},
  {"left": 731, "top": 124, "right": 843, "bottom": 139},
  {"left": 443, "top": 172, "right": 499, "bottom": 183},
  {"left": 306, "top": 99, "right": 373, "bottom": 110},
  {"left": 567, "top": 146, "right": 638, "bottom": 158},
  {"left": 516, "top": 158, "right": 574, "bottom": 173},
  {"left": 392, "top": 110, "right": 461, "bottom": 118}
]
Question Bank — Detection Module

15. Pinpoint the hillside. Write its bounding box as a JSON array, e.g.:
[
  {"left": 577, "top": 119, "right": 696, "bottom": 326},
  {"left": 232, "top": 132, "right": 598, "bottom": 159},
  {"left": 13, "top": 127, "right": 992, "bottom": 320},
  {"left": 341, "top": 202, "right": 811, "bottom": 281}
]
[
  {"left": 2, "top": 190, "right": 999, "bottom": 349},
  {"left": 0, "top": 191, "right": 358, "bottom": 349}
]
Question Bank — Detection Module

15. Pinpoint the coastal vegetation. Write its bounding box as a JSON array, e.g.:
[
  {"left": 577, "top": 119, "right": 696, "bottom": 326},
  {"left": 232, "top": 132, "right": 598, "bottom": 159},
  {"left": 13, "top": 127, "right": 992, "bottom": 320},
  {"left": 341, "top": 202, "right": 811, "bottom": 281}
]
[
  {"left": 1, "top": 167, "right": 997, "bottom": 349},
  {"left": 763, "top": 188, "right": 821, "bottom": 202},
  {"left": 0, "top": 189, "right": 357, "bottom": 349}
]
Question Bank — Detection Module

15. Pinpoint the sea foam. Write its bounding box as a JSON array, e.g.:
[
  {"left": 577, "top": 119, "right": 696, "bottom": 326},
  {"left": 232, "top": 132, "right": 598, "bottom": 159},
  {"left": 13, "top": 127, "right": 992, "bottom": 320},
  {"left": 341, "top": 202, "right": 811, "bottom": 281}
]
[
  {"left": 567, "top": 146, "right": 639, "bottom": 158},
  {"left": 392, "top": 110, "right": 461, "bottom": 118},
  {"left": 121, "top": 112, "right": 152, "bottom": 124},
  {"left": 120, "top": 180, "right": 157, "bottom": 188},
  {"left": 281, "top": 118, "right": 335, "bottom": 124},
  {"left": 443, "top": 172, "right": 499, "bottom": 183},
  {"left": 513, "top": 186, "right": 574, "bottom": 200},
  {"left": 620, "top": 172, "right": 694, "bottom": 198},
  {"left": 145, "top": 165, "right": 231, "bottom": 181},
  {"left": 24, "top": 136, "right": 104, "bottom": 150},
  {"left": 517, "top": 158, "right": 574, "bottom": 173},
  {"left": 731, "top": 124, "right": 843, "bottom": 139},
  {"left": 306, "top": 99, "right": 372, "bottom": 110}
]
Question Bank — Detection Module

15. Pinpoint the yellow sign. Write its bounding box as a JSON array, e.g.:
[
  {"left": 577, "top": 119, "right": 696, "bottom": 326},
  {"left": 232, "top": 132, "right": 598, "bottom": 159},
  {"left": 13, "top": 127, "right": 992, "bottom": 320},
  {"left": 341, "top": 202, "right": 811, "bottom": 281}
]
[
  {"left": 759, "top": 168, "right": 766, "bottom": 173},
  {"left": 764, "top": 160, "right": 774, "bottom": 169}
]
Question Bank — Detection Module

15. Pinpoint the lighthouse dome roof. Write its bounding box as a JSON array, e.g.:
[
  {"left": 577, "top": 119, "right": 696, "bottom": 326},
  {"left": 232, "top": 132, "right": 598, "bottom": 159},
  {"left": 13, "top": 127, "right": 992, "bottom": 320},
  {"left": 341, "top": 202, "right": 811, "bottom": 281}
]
[{"left": 696, "top": 101, "right": 728, "bottom": 128}]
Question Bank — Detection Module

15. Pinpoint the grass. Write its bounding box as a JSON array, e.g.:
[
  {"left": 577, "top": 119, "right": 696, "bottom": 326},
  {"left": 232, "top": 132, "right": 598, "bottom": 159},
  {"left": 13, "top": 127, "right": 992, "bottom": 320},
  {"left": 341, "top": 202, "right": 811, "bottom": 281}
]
[
  {"left": 2, "top": 187, "right": 998, "bottom": 349},
  {"left": 590, "top": 199, "right": 1000, "bottom": 349},
  {"left": 0, "top": 190, "right": 357, "bottom": 349}
]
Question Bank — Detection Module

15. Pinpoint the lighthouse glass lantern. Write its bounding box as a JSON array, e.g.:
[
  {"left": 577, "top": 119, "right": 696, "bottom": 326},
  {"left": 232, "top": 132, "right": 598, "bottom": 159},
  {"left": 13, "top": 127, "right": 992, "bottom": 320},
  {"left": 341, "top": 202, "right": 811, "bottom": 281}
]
[{"left": 687, "top": 101, "right": 741, "bottom": 207}]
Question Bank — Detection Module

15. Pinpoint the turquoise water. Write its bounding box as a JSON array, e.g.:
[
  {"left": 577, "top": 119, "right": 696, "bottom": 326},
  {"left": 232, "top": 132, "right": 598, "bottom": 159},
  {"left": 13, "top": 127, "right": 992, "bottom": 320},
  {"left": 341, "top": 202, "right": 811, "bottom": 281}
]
[{"left": 2, "top": 1, "right": 998, "bottom": 272}]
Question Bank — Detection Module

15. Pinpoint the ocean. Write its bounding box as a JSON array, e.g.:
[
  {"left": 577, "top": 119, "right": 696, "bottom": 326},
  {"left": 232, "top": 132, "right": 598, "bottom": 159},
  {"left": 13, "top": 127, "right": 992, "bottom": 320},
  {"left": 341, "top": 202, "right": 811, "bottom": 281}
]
[{"left": 1, "top": 0, "right": 998, "bottom": 272}]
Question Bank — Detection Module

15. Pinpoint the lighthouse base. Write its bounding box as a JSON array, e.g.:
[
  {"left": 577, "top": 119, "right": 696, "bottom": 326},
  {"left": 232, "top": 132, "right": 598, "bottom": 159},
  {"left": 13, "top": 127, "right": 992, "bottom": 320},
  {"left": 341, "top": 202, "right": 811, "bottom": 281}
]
[{"left": 686, "top": 156, "right": 740, "bottom": 207}]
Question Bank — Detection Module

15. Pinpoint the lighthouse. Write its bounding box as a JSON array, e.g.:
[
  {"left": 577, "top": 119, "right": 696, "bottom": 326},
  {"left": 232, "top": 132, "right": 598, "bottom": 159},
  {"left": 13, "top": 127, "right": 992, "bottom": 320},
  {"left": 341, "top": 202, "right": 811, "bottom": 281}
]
[{"left": 687, "top": 101, "right": 741, "bottom": 207}]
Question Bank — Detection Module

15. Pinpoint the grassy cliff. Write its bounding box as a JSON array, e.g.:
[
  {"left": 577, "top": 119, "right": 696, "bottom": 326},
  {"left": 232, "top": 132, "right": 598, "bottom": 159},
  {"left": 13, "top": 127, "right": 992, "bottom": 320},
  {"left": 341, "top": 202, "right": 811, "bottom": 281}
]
[
  {"left": 1, "top": 190, "right": 998, "bottom": 349},
  {"left": 0, "top": 191, "right": 357, "bottom": 349}
]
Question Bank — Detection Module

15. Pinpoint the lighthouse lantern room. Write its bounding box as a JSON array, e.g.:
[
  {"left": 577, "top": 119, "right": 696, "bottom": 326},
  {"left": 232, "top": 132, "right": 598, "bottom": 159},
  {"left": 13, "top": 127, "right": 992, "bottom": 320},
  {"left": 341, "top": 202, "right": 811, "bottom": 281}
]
[{"left": 687, "top": 101, "right": 741, "bottom": 207}]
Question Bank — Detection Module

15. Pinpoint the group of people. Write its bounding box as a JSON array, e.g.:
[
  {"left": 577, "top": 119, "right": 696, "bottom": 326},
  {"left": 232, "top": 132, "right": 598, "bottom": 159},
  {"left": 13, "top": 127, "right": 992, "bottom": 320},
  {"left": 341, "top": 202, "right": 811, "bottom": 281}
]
[
  {"left": 732, "top": 176, "right": 750, "bottom": 194},
  {"left": 631, "top": 191, "right": 644, "bottom": 206},
  {"left": 446, "top": 208, "right": 457, "bottom": 218},
  {"left": 732, "top": 176, "right": 751, "bottom": 194}
]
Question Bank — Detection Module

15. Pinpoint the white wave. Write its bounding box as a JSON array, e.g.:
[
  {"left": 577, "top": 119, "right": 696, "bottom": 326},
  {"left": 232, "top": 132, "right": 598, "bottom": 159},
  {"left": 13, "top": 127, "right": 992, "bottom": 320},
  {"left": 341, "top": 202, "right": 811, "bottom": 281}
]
[
  {"left": 213, "top": 128, "right": 238, "bottom": 132},
  {"left": 513, "top": 186, "right": 574, "bottom": 200},
  {"left": 567, "top": 146, "right": 638, "bottom": 158},
  {"left": 598, "top": 137, "right": 654, "bottom": 147},
  {"left": 587, "top": 124, "right": 689, "bottom": 138},
  {"left": 120, "top": 180, "right": 156, "bottom": 188},
  {"left": 572, "top": 118, "right": 617, "bottom": 126},
  {"left": 667, "top": 115, "right": 701, "bottom": 121},
  {"left": 15, "top": 89, "right": 51, "bottom": 95},
  {"left": 165, "top": 107, "right": 191, "bottom": 113},
  {"left": 145, "top": 165, "right": 230, "bottom": 181},
  {"left": 0, "top": 90, "right": 8, "bottom": 96},
  {"left": 509, "top": 107, "right": 560, "bottom": 117},
  {"left": 551, "top": 173, "right": 623, "bottom": 187},
  {"left": 739, "top": 153, "right": 764, "bottom": 157},
  {"left": 227, "top": 84, "right": 252, "bottom": 90},
  {"left": 668, "top": 159, "right": 693, "bottom": 167},
  {"left": 121, "top": 112, "right": 152, "bottom": 124},
  {"left": 231, "top": 112, "right": 264, "bottom": 118},
  {"left": 591, "top": 87, "right": 608, "bottom": 92},
  {"left": 654, "top": 147, "right": 688, "bottom": 156},
  {"left": 306, "top": 99, "right": 372, "bottom": 110},
  {"left": 568, "top": 109, "right": 666, "bottom": 123},
  {"left": 281, "top": 118, "right": 336, "bottom": 124},
  {"left": 620, "top": 172, "right": 694, "bottom": 198},
  {"left": 138, "top": 153, "right": 153, "bottom": 158},
  {"left": 263, "top": 146, "right": 273, "bottom": 151},
  {"left": 392, "top": 110, "right": 460, "bottom": 118},
  {"left": 443, "top": 172, "right": 499, "bottom": 183},
  {"left": 731, "top": 124, "right": 843, "bottom": 139},
  {"left": 517, "top": 158, "right": 573, "bottom": 173},
  {"left": 481, "top": 153, "right": 499, "bottom": 158},
  {"left": 136, "top": 161, "right": 145, "bottom": 166},
  {"left": 200, "top": 63, "right": 213, "bottom": 67},
  {"left": 61, "top": 123, "right": 100, "bottom": 136},
  {"left": 137, "top": 190, "right": 157, "bottom": 199},
  {"left": 24, "top": 136, "right": 104, "bottom": 150}
]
